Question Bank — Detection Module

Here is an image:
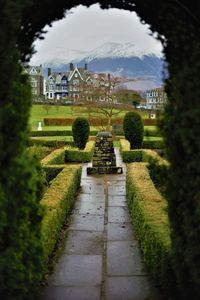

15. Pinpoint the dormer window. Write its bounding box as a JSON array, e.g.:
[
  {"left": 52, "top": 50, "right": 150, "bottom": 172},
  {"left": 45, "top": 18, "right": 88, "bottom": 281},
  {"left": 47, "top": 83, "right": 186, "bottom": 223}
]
[{"left": 74, "top": 73, "right": 78, "bottom": 78}]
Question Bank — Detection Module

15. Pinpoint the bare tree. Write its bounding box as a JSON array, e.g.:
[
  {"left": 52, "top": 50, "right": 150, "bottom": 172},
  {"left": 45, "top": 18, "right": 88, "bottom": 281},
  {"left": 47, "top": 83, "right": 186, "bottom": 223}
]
[
  {"left": 42, "top": 104, "right": 52, "bottom": 115},
  {"left": 78, "top": 75, "right": 139, "bottom": 131}
]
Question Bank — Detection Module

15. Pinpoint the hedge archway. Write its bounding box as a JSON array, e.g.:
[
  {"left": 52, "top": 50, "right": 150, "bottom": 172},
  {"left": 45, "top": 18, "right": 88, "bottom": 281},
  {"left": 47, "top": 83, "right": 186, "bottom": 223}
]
[{"left": 0, "top": 1, "right": 200, "bottom": 299}]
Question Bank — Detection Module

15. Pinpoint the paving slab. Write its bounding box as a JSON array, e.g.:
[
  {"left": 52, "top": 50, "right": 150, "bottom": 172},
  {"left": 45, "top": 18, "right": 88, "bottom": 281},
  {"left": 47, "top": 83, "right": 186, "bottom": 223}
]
[
  {"left": 64, "top": 230, "right": 104, "bottom": 255},
  {"left": 107, "top": 182, "right": 126, "bottom": 196},
  {"left": 105, "top": 277, "right": 160, "bottom": 300},
  {"left": 107, "top": 241, "right": 147, "bottom": 276},
  {"left": 49, "top": 255, "right": 102, "bottom": 286},
  {"left": 108, "top": 206, "right": 130, "bottom": 223},
  {"left": 76, "top": 193, "right": 105, "bottom": 204},
  {"left": 107, "top": 222, "right": 136, "bottom": 241},
  {"left": 80, "top": 183, "right": 104, "bottom": 195},
  {"left": 108, "top": 195, "right": 127, "bottom": 207},
  {"left": 42, "top": 286, "right": 101, "bottom": 300},
  {"left": 70, "top": 214, "right": 104, "bottom": 232},
  {"left": 73, "top": 201, "right": 105, "bottom": 216}
]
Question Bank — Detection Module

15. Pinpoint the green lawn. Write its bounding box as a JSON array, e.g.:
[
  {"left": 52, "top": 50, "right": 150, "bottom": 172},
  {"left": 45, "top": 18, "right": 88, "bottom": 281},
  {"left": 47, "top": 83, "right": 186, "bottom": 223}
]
[
  {"left": 29, "top": 104, "right": 149, "bottom": 130},
  {"left": 31, "top": 136, "right": 74, "bottom": 141}
]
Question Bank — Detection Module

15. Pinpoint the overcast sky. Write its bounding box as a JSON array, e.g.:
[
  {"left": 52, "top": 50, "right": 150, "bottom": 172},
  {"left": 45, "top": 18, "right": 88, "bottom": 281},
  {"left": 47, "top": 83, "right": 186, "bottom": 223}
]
[{"left": 30, "top": 4, "right": 163, "bottom": 65}]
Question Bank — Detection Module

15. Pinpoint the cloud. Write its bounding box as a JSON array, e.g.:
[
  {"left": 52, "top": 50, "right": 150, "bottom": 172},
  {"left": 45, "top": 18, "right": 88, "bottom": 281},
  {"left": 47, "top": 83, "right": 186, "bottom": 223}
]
[{"left": 30, "top": 4, "right": 163, "bottom": 65}]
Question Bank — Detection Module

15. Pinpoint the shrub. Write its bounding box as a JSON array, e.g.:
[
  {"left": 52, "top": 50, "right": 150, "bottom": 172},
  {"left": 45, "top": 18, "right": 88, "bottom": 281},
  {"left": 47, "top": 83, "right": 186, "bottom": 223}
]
[
  {"left": 31, "top": 130, "right": 98, "bottom": 137},
  {"left": 126, "top": 163, "right": 177, "bottom": 298},
  {"left": 120, "top": 139, "right": 167, "bottom": 163},
  {"left": 72, "top": 117, "right": 90, "bottom": 149},
  {"left": 31, "top": 130, "right": 72, "bottom": 137},
  {"left": 65, "top": 141, "right": 95, "bottom": 163},
  {"left": 42, "top": 166, "right": 64, "bottom": 183},
  {"left": 144, "top": 128, "right": 161, "bottom": 137},
  {"left": 123, "top": 112, "right": 144, "bottom": 149},
  {"left": 142, "top": 139, "right": 164, "bottom": 149},
  {"left": 28, "top": 138, "right": 73, "bottom": 148},
  {"left": 27, "top": 145, "right": 52, "bottom": 160},
  {"left": 41, "top": 165, "right": 81, "bottom": 266},
  {"left": 0, "top": 152, "right": 45, "bottom": 300},
  {"left": 41, "top": 148, "right": 65, "bottom": 166}
]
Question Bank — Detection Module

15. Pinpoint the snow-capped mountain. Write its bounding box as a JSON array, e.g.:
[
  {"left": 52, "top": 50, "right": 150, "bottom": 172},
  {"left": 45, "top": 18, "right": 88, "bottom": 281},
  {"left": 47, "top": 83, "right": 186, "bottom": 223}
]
[
  {"left": 42, "top": 42, "right": 165, "bottom": 90},
  {"left": 73, "top": 42, "right": 162, "bottom": 62}
]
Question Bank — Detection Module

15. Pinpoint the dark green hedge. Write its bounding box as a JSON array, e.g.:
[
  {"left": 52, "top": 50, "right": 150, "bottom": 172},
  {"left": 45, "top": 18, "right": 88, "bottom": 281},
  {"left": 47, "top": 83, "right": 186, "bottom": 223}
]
[
  {"left": 65, "top": 141, "right": 95, "bottom": 163},
  {"left": 30, "top": 130, "right": 99, "bottom": 137},
  {"left": 29, "top": 138, "right": 73, "bottom": 148},
  {"left": 43, "top": 166, "right": 64, "bottom": 183},
  {"left": 144, "top": 128, "right": 161, "bottom": 137},
  {"left": 27, "top": 145, "right": 52, "bottom": 160},
  {"left": 2, "top": 0, "right": 200, "bottom": 299},
  {"left": 41, "top": 165, "right": 81, "bottom": 268},
  {"left": 126, "top": 163, "right": 177, "bottom": 298},
  {"left": 123, "top": 111, "right": 144, "bottom": 149},
  {"left": 72, "top": 117, "right": 90, "bottom": 149},
  {"left": 41, "top": 148, "right": 65, "bottom": 166},
  {"left": 143, "top": 139, "right": 164, "bottom": 149}
]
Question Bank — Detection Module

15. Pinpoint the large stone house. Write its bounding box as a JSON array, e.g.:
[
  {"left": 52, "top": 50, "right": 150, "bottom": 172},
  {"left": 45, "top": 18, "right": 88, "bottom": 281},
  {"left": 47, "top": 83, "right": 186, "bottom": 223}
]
[
  {"left": 146, "top": 87, "right": 167, "bottom": 110},
  {"left": 45, "top": 63, "right": 112, "bottom": 102},
  {"left": 46, "top": 70, "right": 68, "bottom": 100},
  {"left": 25, "top": 65, "right": 44, "bottom": 97},
  {"left": 68, "top": 63, "right": 90, "bottom": 99}
]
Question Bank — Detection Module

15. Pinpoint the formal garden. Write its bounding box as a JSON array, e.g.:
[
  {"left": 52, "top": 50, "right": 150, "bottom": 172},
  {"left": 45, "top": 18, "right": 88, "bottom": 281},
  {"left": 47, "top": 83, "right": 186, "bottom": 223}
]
[
  {"left": 24, "top": 107, "right": 171, "bottom": 298},
  {"left": 1, "top": 1, "right": 200, "bottom": 300}
]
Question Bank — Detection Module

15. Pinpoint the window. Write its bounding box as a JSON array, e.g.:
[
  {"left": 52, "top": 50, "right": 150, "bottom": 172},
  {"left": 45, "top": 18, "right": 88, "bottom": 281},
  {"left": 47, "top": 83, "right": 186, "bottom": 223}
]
[{"left": 73, "top": 79, "right": 79, "bottom": 85}]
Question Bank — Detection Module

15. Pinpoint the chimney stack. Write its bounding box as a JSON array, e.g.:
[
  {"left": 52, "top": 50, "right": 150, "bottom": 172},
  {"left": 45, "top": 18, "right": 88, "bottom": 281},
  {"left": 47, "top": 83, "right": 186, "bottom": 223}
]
[
  {"left": 70, "top": 63, "right": 74, "bottom": 71},
  {"left": 85, "top": 63, "right": 88, "bottom": 71},
  {"left": 48, "top": 68, "right": 51, "bottom": 77}
]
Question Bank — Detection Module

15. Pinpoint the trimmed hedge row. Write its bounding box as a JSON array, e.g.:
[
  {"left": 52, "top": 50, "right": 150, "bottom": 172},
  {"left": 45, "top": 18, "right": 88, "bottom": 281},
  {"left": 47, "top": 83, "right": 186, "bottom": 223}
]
[
  {"left": 65, "top": 141, "right": 95, "bottom": 163},
  {"left": 144, "top": 128, "right": 161, "bottom": 137},
  {"left": 27, "top": 145, "right": 52, "bottom": 160},
  {"left": 43, "top": 165, "right": 64, "bottom": 183},
  {"left": 30, "top": 130, "right": 99, "bottom": 137},
  {"left": 44, "top": 117, "right": 157, "bottom": 126},
  {"left": 143, "top": 139, "right": 164, "bottom": 149},
  {"left": 126, "top": 163, "right": 176, "bottom": 297},
  {"left": 41, "top": 148, "right": 65, "bottom": 166},
  {"left": 41, "top": 165, "right": 81, "bottom": 267},
  {"left": 29, "top": 138, "right": 74, "bottom": 148},
  {"left": 120, "top": 139, "right": 166, "bottom": 162}
]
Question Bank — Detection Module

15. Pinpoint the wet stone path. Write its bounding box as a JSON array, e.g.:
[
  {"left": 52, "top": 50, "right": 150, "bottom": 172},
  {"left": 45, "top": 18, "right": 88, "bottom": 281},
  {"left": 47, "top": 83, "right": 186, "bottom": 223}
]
[{"left": 42, "top": 149, "right": 162, "bottom": 300}]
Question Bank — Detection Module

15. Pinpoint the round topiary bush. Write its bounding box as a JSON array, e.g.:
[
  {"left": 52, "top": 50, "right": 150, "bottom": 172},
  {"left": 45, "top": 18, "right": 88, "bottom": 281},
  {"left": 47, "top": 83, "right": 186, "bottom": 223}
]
[
  {"left": 123, "top": 112, "right": 144, "bottom": 149},
  {"left": 72, "top": 117, "right": 90, "bottom": 149}
]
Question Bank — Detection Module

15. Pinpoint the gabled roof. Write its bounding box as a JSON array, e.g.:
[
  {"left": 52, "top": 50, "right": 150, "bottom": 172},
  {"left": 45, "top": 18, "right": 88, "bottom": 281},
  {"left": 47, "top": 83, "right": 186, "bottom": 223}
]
[
  {"left": 68, "top": 67, "right": 84, "bottom": 81},
  {"left": 47, "top": 72, "right": 68, "bottom": 82},
  {"left": 25, "top": 65, "right": 43, "bottom": 75}
]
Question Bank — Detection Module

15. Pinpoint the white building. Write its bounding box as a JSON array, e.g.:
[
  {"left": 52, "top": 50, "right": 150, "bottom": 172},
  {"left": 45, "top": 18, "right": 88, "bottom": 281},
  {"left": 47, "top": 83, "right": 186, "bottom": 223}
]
[{"left": 146, "top": 87, "right": 167, "bottom": 110}]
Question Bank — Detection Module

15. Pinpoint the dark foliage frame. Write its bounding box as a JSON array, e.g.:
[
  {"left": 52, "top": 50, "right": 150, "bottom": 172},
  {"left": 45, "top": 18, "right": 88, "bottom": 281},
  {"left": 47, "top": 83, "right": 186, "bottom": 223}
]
[{"left": 0, "top": 1, "right": 200, "bottom": 299}]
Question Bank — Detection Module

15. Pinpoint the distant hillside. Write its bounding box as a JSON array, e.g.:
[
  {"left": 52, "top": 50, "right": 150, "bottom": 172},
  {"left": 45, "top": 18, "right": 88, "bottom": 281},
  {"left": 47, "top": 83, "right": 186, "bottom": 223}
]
[{"left": 43, "top": 42, "right": 165, "bottom": 90}]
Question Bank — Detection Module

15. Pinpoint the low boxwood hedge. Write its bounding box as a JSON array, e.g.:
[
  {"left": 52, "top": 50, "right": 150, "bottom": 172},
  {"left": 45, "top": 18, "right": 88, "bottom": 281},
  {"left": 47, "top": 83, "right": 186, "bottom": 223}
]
[
  {"left": 43, "top": 165, "right": 64, "bottom": 183},
  {"left": 143, "top": 139, "right": 164, "bottom": 149},
  {"left": 126, "top": 163, "right": 176, "bottom": 297},
  {"left": 41, "top": 148, "right": 65, "bottom": 166},
  {"left": 65, "top": 141, "right": 95, "bottom": 163},
  {"left": 29, "top": 138, "right": 74, "bottom": 148},
  {"left": 41, "top": 165, "right": 81, "bottom": 267},
  {"left": 26, "top": 145, "right": 52, "bottom": 160},
  {"left": 30, "top": 130, "right": 99, "bottom": 137},
  {"left": 120, "top": 139, "right": 166, "bottom": 163}
]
